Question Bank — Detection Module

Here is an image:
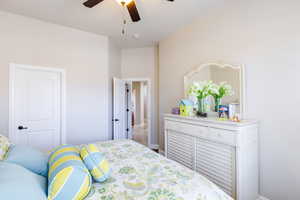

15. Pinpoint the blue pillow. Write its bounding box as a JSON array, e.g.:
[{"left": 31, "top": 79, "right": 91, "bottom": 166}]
[
  {"left": 5, "top": 145, "right": 49, "bottom": 177},
  {"left": 0, "top": 161, "right": 47, "bottom": 200}
]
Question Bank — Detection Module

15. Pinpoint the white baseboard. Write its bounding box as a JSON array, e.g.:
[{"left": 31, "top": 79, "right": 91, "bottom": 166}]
[{"left": 257, "top": 195, "right": 271, "bottom": 200}]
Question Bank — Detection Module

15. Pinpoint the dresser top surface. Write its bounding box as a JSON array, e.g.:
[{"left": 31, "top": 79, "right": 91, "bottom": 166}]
[{"left": 164, "top": 113, "right": 258, "bottom": 127}]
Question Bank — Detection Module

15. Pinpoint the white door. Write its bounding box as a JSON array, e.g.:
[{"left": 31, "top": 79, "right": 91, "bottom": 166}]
[
  {"left": 113, "top": 78, "right": 128, "bottom": 140},
  {"left": 10, "top": 64, "right": 64, "bottom": 151}
]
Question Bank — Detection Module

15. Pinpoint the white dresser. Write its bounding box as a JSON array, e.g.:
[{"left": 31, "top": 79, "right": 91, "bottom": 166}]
[{"left": 164, "top": 114, "right": 259, "bottom": 200}]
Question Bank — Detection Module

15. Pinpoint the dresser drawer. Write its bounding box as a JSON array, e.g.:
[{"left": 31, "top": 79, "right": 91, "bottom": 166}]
[
  {"left": 208, "top": 128, "right": 237, "bottom": 146},
  {"left": 165, "top": 120, "right": 208, "bottom": 138}
]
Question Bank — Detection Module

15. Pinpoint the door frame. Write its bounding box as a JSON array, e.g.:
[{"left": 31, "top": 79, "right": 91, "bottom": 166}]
[
  {"left": 9, "top": 63, "right": 66, "bottom": 145},
  {"left": 124, "top": 78, "right": 152, "bottom": 148}
]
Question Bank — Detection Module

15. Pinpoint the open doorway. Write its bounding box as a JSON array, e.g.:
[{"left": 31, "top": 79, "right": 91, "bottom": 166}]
[
  {"left": 130, "top": 81, "right": 149, "bottom": 146},
  {"left": 113, "top": 78, "right": 151, "bottom": 147}
]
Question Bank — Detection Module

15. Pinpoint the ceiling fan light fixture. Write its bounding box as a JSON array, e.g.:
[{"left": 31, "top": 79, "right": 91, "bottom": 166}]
[{"left": 116, "top": 0, "right": 133, "bottom": 6}]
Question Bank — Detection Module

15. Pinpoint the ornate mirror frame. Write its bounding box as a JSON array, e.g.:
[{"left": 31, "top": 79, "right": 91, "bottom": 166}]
[{"left": 184, "top": 61, "right": 246, "bottom": 118}]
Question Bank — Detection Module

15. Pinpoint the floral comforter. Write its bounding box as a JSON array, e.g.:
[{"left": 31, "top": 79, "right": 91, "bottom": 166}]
[{"left": 85, "top": 140, "right": 232, "bottom": 200}]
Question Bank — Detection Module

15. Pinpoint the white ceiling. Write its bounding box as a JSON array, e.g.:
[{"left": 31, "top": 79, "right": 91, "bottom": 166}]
[{"left": 0, "top": 0, "right": 222, "bottom": 48}]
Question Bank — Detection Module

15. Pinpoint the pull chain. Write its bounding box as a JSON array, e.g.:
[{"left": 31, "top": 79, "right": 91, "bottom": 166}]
[
  {"left": 122, "top": 19, "right": 127, "bottom": 36},
  {"left": 121, "top": 1, "right": 127, "bottom": 36}
]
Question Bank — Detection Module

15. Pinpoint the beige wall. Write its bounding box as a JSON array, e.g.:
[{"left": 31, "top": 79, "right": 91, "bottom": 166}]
[
  {"left": 0, "top": 11, "right": 110, "bottom": 144},
  {"left": 159, "top": 0, "right": 300, "bottom": 199},
  {"left": 121, "top": 47, "right": 159, "bottom": 146}
]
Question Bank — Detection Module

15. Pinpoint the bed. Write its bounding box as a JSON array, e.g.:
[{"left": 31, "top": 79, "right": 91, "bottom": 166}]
[{"left": 84, "top": 139, "right": 233, "bottom": 200}]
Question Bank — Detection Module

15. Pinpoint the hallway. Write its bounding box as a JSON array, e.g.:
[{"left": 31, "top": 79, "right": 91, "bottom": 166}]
[{"left": 132, "top": 122, "right": 148, "bottom": 146}]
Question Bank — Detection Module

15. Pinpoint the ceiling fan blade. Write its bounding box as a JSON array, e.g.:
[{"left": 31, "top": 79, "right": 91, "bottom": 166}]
[
  {"left": 126, "top": 1, "right": 141, "bottom": 22},
  {"left": 83, "top": 0, "right": 104, "bottom": 8}
]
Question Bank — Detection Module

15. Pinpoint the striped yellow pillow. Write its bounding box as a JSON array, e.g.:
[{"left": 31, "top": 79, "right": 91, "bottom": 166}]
[
  {"left": 80, "top": 144, "right": 111, "bottom": 182},
  {"left": 48, "top": 145, "right": 91, "bottom": 200}
]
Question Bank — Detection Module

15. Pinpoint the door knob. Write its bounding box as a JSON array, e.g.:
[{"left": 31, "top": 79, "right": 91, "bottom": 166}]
[
  {"left": 18, "top": 126, "right": 28, "bottom": 130},
  {"left": 114, "top": 119, "right": 120, "bottom": 122}
]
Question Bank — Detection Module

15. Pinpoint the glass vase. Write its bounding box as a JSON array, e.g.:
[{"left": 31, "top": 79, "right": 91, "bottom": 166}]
[
  {"left": 197, "top": 97, "right": 205, "bottom": 114},
  {"left": 214, "top": 97, "right": 222, "bottom": 112}
]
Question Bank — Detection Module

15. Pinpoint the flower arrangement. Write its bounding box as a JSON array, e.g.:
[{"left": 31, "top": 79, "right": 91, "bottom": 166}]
[
  {"left": 188, "top": 81, "right": 213, "bottom": 115},
  {"left": 188, "top": 80, "right": 213, "bottom": 100},
  {"left": 209, "top": 82, "right": 234, "bottom": 99},
  {"left": 209, "top": 82, "right": 234, "bottom": 112},
  {"left": 188, "top": 81, "right": 234, "bottom": 114}
]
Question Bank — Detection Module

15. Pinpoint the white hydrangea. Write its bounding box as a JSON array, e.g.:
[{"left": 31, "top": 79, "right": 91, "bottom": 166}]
[
  {"left": 188, "top": 80, "right": 213, "bottom": 99},
  {"left": 209, "top": 81, "right": 234, "bottom": 98},
  {"left": 189, "top": 81, "right": 234, "bottom": 99}
]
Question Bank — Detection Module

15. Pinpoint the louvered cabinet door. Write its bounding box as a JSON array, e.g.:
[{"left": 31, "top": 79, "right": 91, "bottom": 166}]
[
  {"left": 195, "top": 138, "right": 236, "bottom": 198},
  {"left": 166, "top": 131, "right": 195, "bottom": 169}
]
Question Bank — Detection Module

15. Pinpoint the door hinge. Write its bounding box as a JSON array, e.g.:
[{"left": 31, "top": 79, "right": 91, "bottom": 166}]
[{"left": 126, "top": 128, "right": 129, "bottom": 132}]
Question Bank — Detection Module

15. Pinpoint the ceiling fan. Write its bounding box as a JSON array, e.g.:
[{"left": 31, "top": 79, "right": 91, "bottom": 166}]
[{"left": 83, "top": 0, "right": 174, "bottom": 22}]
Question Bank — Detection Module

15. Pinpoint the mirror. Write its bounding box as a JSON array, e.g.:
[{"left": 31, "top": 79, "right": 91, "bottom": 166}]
[{"left": 184, "top": 62, "right": 245, "bottom": 118}]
